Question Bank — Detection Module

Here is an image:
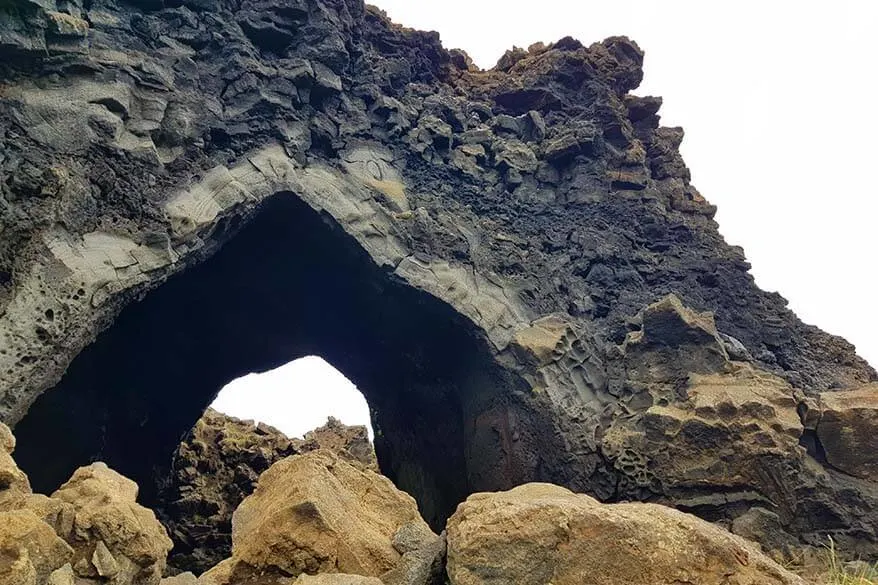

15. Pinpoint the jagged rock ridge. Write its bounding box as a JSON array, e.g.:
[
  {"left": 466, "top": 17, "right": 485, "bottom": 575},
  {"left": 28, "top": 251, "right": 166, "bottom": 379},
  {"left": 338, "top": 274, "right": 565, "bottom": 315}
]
[{"left": 0, "top": 0, "right": 876, "bottom": 560}]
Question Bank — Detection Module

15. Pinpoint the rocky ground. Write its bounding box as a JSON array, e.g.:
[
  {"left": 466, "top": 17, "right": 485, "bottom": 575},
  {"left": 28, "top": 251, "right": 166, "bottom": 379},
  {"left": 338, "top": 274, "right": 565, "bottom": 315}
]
[{"left": 7, "top": 414, "right": 875, "bottom": 585}]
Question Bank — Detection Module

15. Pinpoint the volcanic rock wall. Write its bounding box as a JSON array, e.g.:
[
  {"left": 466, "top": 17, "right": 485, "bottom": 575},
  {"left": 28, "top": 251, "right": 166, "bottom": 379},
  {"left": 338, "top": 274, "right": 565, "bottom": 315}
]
[{"left": 0, "top": 0, "right": 876, "bottom": 555}]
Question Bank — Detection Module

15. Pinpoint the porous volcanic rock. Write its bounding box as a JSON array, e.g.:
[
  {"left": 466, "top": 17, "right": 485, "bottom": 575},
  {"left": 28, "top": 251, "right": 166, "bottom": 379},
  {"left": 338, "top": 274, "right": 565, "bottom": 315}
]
[
  {"left": 446, "top": 483, "right": 807, "bottom": 585},
  {"left": 299, "top": 417, "right": 377, "bottom": 472},
  {"left": 0, "top": 0, "right": 876, "bottom": 560},
  {"left": 200, "top": 449, "right": 438, "bottom": 582},
  {"left": 158, "top": 409, "right": 377, "bottom": 574},
  {"left": 601, "top": 295, "right": 878, "bottom": 556}
]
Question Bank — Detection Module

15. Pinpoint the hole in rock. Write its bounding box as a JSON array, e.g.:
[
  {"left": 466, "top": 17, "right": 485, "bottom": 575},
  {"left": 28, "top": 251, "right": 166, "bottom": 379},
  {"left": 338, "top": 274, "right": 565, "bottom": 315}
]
[
  {"left": 13, "top": 193, "right": 536, "bottom": 529},
  {"left": 210, "top": 355, "right": 374, "bottom": 440}
]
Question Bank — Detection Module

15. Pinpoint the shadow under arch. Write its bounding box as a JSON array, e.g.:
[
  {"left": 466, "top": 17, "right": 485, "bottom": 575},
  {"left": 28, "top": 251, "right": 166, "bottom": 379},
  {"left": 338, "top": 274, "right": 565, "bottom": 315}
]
[{"left": 13, "top": 191, "right": 538, "bottom": 527}]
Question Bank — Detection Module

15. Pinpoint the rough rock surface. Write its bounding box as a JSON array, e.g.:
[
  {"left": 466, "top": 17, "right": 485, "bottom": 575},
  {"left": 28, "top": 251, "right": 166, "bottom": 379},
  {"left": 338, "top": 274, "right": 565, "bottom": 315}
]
[
  {"left": 299, "top": 417, "right": 377, "bottom": 471},
  {"left": 599, "top": 295, "right": 878, "bottom": 557},
  {"left": 0, "top": 0, "right": 875, "bottom": 559},
  {"left": 0, "top": 509, "right": 74, "bottom": 585},
  {"left": 446, "top": 483, "right": 807, "bottom": 585},
  {"left": 157, "top": 409, "right": 377, "bottom": 574},
  {"left": 200, "top": 449, "right": 438, "bottom": 582},
  {"left": 50, "top": 463, "right": 173, "bottom": 585},
  {"left": 816, "top": 384, "right": 878, "bottom": 481},
  {"left": 291, "top": 576, "right": 383, "bottom": 585},
  {"left": 0, "top": 423, "right": 172, "bottom": 585},
  {"left": 0, "top": 422, "right": 32, "bottom": 510}
]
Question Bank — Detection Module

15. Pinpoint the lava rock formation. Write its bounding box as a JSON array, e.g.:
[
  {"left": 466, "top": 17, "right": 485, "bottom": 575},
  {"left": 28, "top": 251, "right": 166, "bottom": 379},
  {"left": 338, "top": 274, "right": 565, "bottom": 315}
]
[{"left": 0, "top": 0, "right": 876, "bottom": 559}]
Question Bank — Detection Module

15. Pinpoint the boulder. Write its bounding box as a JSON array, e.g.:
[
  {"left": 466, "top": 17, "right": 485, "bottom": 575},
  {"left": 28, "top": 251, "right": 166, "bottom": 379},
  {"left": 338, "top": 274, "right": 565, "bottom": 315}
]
[
  {"left": 379, "top": 528, "right": 445, "bottom": 585},
  {"left": 161, "top": 573, "right": 198, "bottom": 585},
  {"left": 0, "top": 509, "right": 73, "bottom": 585},
  {"left": 158, "top": 410, "right": 377, "bottom": 574},
  {"left": 292, "top": 576, "right": 382, "bottom": 585},
  {"left": 16, "top": 494, "right": 75, "bottom": 538},
  {"left": 817, "top": 384, "right": 878, "bottom": 480},
  {"left": 730, "top": 507, "right": 800, "bottom": 562},
  {"left": 223, "top": 450, "right": 436, "bottom": 580},
  {"left": 0, "top": 422, "right": 31, "bottom": 511},
  {"left": 446, "top": 483, "right": 807, "bottom": 585},
  {"left": 0, "top": 422, "right": 14, "bottom": 453},
  {"left": 51, "top": 463, "right": 172, "bottom": 585}
]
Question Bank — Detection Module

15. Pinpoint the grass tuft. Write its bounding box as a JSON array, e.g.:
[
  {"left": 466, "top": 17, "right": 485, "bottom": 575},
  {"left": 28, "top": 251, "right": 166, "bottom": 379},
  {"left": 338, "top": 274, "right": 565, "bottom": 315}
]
[{"left": 823, "top": 537, "right": 877, "bottom": 585}]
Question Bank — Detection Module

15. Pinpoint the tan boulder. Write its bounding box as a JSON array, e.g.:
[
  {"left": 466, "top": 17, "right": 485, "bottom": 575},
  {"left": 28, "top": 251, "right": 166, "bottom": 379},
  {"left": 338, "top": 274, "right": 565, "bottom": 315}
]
[
  {"left": 17, "top": 494, "right": 75, "bottom": 539},
  {"left": 817, "top": 384, "right": 878, "bottom": 480},
  {"left": 47, "top": 563, "right": 75, "bottom": 585},
  {"left": 292, "top": 576, "right": 382, "bottom": 585},
  {"left": 161, "top": 572, "right": 198, "bottom": 585},
  {"left": 0, "top": 422, "right": 32, "bottom": 511},
  {"left": 0, "top": 509, "right": 74, "bottom": 585},
  {"left": 446, "top": 483, "right": 806, "bottom": 585},
  {"left": 229, "top": 450, "right": 435, "bottom": 579},
  {"left": 195, "top": 558, "right": 241, "bottom": 585},
  {"left": 0, "top": 422, "right": 14, "bottom": 454},
  {"left": 51, "top": 463, "right": 173, "bottom": 585}
]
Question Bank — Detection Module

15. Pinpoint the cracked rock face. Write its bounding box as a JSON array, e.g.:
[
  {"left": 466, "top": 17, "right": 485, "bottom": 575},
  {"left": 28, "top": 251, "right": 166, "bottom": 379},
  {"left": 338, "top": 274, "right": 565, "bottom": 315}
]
[{"left": 0, "top": 0, "right": 876, "bottom": 560}]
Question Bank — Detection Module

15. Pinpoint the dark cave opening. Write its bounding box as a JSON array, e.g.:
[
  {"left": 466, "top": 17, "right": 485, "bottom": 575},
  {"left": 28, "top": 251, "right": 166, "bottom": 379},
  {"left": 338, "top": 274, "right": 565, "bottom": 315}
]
[{"left": 13, "top": 192, "right": 530, "bottom": 528}]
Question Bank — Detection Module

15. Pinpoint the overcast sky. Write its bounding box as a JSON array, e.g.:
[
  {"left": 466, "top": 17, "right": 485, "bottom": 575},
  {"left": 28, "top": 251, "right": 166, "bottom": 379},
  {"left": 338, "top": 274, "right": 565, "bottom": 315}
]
[{"left": 212, "top": 1, "right": 877, "bottom": 436}]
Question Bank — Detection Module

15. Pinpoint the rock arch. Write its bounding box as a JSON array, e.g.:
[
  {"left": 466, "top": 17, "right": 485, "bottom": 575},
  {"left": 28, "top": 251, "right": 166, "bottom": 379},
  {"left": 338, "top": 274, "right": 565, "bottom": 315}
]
[
  {"left": 11, "top": 147, "right": 556, "bottom": 527},
  {"left": 1, "top": 0, "right": 876, "bottom": 556}
]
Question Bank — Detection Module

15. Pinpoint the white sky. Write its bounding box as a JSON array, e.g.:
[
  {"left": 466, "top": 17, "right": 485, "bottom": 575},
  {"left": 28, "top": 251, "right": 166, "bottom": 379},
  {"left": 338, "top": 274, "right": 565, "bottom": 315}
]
[
  {"left": 210, "top": 356, "right": 373, "bottom": 438},
  {"left": 213, "top": 1, "right": 877, "bottom": 435}
]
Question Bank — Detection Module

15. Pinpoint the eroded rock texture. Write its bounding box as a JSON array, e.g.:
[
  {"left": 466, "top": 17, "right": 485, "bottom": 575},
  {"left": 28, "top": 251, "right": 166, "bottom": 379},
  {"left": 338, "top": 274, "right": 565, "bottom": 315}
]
[
  {"left": 200, "top": 449, "right": 442, "bottom": 585},
  {"left": 158, "top": 409, "right": 376, "bottom": 574},
  {"left": 0, "top": 0, "right": 876, "bottom": 558},
  {"left": 0, "top": 422, "right": 173, "bottom": 585},
  {"left": 446, "top": 483, "right": 807, "bottom": 585}
]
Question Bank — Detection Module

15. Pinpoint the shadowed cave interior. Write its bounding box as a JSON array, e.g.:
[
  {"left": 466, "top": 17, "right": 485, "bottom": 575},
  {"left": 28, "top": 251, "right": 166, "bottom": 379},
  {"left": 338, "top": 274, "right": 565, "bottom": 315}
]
[{"left": 13, "top": 193, "right": 535, "bottom": 528}]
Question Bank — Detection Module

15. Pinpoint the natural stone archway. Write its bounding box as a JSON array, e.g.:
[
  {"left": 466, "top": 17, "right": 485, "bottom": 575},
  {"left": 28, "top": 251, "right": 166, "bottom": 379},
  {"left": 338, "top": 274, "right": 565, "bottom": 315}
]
[
  {"left": 1, "top": 0, "right": 877, "bottom": 558},
  {"left": 12, "top": 188, "right": 547, "bottom": 527}
]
